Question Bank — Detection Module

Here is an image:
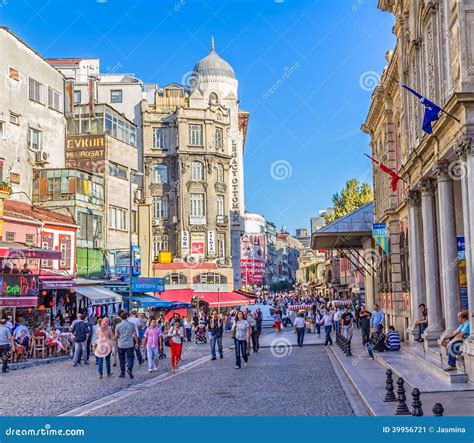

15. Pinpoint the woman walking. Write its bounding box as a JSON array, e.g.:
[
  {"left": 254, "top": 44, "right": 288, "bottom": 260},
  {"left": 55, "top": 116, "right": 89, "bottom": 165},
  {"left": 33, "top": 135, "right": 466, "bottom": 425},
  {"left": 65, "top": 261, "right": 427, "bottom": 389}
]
[
  {"left": 94, "top": 318, "right": 114, "bottom": 378},
  {"left": 231, "top": 311, "right": 250, "bottom": 369},
  {"left": 142, "top": 318, "right": 161, "bottom": 372},
  {"left": 167, "top": 318, "right": 184, "bottom": 372}
]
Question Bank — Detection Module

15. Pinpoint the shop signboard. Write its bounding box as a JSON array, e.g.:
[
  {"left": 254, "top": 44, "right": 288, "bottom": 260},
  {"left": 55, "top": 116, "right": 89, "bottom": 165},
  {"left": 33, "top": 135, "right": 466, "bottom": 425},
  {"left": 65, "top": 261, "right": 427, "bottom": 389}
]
[
  {"left": 190, "top": 232, "right": 205, "bottom": 258},
  {"left": 181, "top": 231, "right": 190, "bottom": 257},
  {"left": 132, "top": 277, "right": 165, "bottom": 293},
  {"left": 457, "top": 236, "right": 465, "bottom": 260},
  {"left": 115, "top": 246, "right": 141, "bottom": 277},
  {"left": 0, "top": 274, "right": 39, "bottom": 297},
  {"left": 65, "top": 134, "right": 106, "bottom": 174},
  {"left": 372, "top": 223, "right": 389, "bottom": 255}
]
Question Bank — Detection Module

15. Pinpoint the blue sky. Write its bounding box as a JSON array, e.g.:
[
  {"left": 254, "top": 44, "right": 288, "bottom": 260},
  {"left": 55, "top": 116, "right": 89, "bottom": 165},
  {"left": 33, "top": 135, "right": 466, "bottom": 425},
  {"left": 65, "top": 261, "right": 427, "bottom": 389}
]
[{"left": 1, "top": 0, "right": 395, "bottom": 234}]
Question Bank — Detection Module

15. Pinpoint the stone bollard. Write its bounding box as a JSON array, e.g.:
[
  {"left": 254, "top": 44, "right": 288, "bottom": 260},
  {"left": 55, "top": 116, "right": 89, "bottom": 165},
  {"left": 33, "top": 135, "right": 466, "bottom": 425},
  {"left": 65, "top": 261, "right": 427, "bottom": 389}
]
[
  {"left": 383, "top": 369, "right": 397, "bottom": 402},
  {"left": 432, "top": 403, "right": 444, "bottom": 417},
  {"left": 411, "top": 388, "right": 423, "bottom": 416},
  {"left": 394, "top": 377, "right": 411, "bottom": 415}
]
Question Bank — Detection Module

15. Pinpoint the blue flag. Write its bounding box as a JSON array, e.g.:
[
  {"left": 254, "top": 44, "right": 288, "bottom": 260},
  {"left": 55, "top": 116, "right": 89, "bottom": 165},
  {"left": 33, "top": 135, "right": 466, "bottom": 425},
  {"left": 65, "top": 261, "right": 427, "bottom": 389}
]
[{"left": 400, "top": 83, "right": 443, "bottom": 134}]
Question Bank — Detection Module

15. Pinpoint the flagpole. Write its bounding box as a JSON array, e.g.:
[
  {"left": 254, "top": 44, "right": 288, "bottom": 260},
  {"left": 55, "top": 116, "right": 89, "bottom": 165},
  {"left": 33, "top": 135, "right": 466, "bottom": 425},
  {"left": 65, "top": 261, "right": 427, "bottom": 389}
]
[{"left": 364, "top": 153, "right": 408, "bottom": 184}]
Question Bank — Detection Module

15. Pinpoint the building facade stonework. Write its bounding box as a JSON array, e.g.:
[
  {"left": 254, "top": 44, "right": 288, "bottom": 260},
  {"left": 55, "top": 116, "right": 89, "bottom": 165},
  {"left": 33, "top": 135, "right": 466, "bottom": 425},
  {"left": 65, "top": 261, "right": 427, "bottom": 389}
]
[{"left": 364, "top": 0, "right": 474, "bottom": 381}]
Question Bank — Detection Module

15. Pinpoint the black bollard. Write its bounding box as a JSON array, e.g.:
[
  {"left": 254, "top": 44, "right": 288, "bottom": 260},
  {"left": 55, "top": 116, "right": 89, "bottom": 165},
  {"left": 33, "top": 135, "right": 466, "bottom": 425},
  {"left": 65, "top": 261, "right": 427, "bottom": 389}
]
[
  {"left": 432, "top": 403, "right": 444, "bottom": 417},
  {"left": 345, "top": 339, "right": 352, "bottom": 356},
  {"left": 383, "top": 369, "right": 397, "bottom": 402},
  {"left": 394, "top": 377, "right": 411, "bottom": 415},
  {"left": 411, "top": 388, "right": 423, "bottom": 416},
  {"left": 342, "top": 336, "right": 348, "bottom": 353},
  {"left": 336, "top": 331, "right": 341, "bottom": 347}
]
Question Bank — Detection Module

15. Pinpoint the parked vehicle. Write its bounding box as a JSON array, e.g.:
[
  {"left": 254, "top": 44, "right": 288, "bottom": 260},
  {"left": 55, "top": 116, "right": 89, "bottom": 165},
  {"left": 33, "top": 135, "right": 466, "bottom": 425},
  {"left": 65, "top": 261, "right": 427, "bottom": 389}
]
[{"left": 240, "top": 304, "right": 276, "bottom": 328}]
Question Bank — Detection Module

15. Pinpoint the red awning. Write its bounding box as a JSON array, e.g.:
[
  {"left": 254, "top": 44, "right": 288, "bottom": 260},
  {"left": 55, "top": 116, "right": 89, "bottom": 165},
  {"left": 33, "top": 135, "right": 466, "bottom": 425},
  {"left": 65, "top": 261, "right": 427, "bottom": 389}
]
[
  {"left": 200, "top": 291, "right": 254, "bottom": 308},
  {"left": 165, "top": 309, "right": 188, "bottom": 321},
  {"left": 158, "top": 289, "right": 194, "bottom": 303},
  {"left": 0, "top": 297, "right": 38, "bottom": 307},
  {"left": 0, "top": 243, "right": 61, "bottom": 260}
]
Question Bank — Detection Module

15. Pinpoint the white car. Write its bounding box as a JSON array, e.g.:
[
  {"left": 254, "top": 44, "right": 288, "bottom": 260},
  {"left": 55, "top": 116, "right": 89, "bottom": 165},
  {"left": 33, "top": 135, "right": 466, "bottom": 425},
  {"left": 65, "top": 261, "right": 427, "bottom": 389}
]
[{"left": 240, "top": 304, "right": 276, "bottom": 328}]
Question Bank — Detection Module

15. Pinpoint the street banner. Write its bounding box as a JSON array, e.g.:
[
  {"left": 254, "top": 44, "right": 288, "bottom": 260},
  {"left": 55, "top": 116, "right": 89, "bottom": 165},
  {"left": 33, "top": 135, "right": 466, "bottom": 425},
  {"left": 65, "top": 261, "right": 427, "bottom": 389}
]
[
  {"left": 190, "top": 232, "right": 205, "bottom": 258},
  {"left": 457, "top": 236, "right": 465, "bottom": 260},
  {"left": 372, "top": 223, "right": 389, "bottom": 255},
  {"left": 181, "top": 230, "right": 189, "bottom": 257}
]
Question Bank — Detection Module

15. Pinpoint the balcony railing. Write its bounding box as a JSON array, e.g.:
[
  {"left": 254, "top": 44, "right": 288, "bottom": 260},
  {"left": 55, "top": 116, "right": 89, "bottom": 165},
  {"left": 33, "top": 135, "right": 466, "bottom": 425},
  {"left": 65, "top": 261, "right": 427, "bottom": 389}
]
[{"left": 189, "top": 215, "right": 206, "bottom": 225}]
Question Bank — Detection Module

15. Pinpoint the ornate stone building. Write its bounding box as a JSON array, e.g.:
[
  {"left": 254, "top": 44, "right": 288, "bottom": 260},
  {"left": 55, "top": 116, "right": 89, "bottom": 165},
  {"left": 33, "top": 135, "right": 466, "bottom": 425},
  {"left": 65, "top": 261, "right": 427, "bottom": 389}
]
[
  {"left": 363, "top": 0, "right": 474, "bottom": 380},
  {"left": 139, "top": 41, "right": 248, "bottom": 291}
]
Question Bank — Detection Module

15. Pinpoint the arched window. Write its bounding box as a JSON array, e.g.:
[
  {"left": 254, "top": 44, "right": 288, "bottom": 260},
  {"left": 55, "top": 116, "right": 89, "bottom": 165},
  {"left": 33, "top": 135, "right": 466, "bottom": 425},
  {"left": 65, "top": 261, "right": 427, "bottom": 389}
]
[
  {"left": 165, "top": 273, "right": 187, "bottom": 285},
  {"left": 216, "top": 163, "right": 224, "bottom": 183},
  {"left": 192, "top": 272, "right": 227, "bottom": 284},
  {"left": 190, "top": 161, "right": 204, "bottom": 181},
  {"left": 152, "top": 164, "right": 168, "bottom": 184},
  {"left": 209, "top": 92, "right": 218, "bottom": 104}
]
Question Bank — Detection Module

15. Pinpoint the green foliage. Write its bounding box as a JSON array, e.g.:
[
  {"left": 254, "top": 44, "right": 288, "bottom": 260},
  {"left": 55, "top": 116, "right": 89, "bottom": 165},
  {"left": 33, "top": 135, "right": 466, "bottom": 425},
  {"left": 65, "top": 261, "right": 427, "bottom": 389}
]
[{"left": 324, "top": 179, "right": 373, "bottom": 224}]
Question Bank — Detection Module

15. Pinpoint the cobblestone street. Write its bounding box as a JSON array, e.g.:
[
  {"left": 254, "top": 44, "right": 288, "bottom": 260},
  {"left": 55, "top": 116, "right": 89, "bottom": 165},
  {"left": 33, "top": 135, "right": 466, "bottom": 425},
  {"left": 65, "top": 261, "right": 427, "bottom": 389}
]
[{"left": 1, "top": 332, "right": 354, "bottom": 417}]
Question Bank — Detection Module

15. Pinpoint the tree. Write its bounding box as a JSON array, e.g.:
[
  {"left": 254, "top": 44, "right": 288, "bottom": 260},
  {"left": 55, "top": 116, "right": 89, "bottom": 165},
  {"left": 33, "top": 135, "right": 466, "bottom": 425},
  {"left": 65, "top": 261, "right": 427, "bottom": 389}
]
[{"left": 324, "top": 179, "right": 373, "bottom": 224}]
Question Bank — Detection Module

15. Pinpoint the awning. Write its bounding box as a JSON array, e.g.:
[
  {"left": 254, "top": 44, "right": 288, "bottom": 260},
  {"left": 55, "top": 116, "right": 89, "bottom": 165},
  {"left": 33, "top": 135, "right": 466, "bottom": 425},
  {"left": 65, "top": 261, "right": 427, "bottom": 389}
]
[
  {"left": 158, "top": 289, "right": 194, "bottom": 303},
  {"left": 40, "top": 275, "right": 74, "bottom": 289},
  {"left": 200, "top": 291, "right": 255, "bottom": 308},
  {"left": 0, "top": 242, "right": 62, "bottom": 260},
  {"left": 73, "top": 286, "right": 121, "bottom": 305},
  {"left": 288, "top": 304, "right": 314, "bottom": 311},
  {"left": 131, "top": 295, "right": 172, "bottom": 309},
  {"left": 0, "top": 296, "right": 38, "bottom": 307}
]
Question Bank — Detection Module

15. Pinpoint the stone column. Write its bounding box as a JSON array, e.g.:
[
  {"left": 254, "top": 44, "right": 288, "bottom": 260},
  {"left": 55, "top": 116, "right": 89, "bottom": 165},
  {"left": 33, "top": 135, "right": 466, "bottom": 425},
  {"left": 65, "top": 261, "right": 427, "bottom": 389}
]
[
  {"left": 435, "top": 160, "right": 460, "bottom": 334},
  {"left": 420, "top": 178, "right": 444, "bottom": 345},
  {"left": 406, "top": 190, "right": 425, "bottom": 337}
]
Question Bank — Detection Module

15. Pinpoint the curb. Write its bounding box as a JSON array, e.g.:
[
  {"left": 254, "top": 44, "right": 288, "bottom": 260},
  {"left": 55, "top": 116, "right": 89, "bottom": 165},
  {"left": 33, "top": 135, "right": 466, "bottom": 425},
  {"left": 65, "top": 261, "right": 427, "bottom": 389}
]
[{"left": 9, "top": 356, "right": 70, "bottom": 370}]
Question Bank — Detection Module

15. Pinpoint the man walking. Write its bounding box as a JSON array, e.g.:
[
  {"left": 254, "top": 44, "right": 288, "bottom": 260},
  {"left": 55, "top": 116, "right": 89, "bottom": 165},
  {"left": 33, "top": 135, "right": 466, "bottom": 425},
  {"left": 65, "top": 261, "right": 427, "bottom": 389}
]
[
  {"left": 341, "top": 307, "right": 354, "bottom": 341},
  {"left": 371, "top": 304, "right": 384, "bottom": 330},
  {"left": 0, "top": 319, "right": 14, "bottom": 373},
  {"left": 321, "top": 309, "right": 334, "bottom": 346},
  {"left": 294, "top": 312, "right": 306, "bottom": 347},
  {"left": 359, "top": 305, "right": 371, "bottom": 346},
  {"left": 128, "top": 310, "right": 144, "bottom": 365},
  {"left": 115, "top": 311, "right": 138, "bottom": 379},
  {"left": 253, "top": 311, "right": 262, "bottom": 353},
  {"left": 72, "top": 314, "right": 90, "bottom": 366},
  {"left": 209, "top": 310, "right": 224, "bottom": 360}
]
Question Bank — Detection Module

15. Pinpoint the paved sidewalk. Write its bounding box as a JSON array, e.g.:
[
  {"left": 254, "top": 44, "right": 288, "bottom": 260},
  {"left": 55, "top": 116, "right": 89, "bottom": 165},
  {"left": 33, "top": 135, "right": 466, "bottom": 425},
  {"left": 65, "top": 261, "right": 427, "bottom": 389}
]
[
  {"left": 259, "top": 328, "right": 325, "bottom": 348},
  {"left": 328, "top": 329, "right": 474, "bottom": 416}
]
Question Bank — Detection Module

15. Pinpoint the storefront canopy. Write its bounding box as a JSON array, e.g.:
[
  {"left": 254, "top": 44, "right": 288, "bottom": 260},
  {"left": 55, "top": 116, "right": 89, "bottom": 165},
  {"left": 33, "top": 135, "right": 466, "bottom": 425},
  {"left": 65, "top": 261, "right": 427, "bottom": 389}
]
[
  {"left": 0, "top": 242, "right": 62, "bottom": 260},
  {"left": 131, "top": 294, "right": 193, "bottom": 309},
  {"left": 73, "top": 286, "right": 121, "bottom": 305},
  {"left": 199, "top": 291, "right": 255, "bottom": 308}
]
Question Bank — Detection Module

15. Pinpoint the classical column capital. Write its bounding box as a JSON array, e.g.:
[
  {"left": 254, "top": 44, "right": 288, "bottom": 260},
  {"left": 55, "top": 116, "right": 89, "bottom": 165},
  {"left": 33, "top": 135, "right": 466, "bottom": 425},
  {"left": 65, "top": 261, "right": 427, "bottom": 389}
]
[
  {"left": 434, "top": 160, "right": 451, "bottom": 182},
  {"left": 454, "top": 133, "right": 473, "bottom": 159},
  {"left": 420, "top": 178, "right": 436, "bottom": 195},
  {"left": 405, "top": 190, "right": 421, "bottom": 207}
]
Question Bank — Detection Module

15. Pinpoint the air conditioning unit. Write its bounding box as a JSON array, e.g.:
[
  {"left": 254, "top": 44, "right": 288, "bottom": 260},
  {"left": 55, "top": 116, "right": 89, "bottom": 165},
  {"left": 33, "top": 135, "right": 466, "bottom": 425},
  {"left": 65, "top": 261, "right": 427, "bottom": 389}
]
[
  {"left": 171, "top": 216, "right": 178, "bottom": 224},
  {"left": 186, "top": 255, "right": 197, "bottom": 263},
  {"left": 35, "top": 150, "right": 49, "bottom": 165},
  {"left": 152, "top": 219, "right": 159, "bottom": 226},
  {"left": 93, "top": 240, "right": 100, "bottom": 249}
]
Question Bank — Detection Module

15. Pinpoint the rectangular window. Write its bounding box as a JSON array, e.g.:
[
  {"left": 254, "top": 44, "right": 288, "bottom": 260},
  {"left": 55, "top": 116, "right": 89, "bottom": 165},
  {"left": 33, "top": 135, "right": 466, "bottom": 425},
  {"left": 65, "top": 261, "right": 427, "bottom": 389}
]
[
  {"left": 217, "top": 234, "right": 225, "bottom": 258},
  {"left": 153, "top": 127, "right": 167, "bottom": 149},
  {"left": 5, "top": 232, "right": 15, "bottom": 242},
  {"left": 48, "top": 87, "right": 62, "bottom": 112},
  {"left": 188, "top": 124, "right": 203, "bottom": 146},
  {"left": 0, "top": 121, "right": 5, "bottom": 138},
  {"left": 25, "top": 233, "right": 35, "bottom": 246},
  {"left": 110, "top": 89, "right": 123, "bottom": 103},
  {"left": 153, "top": 234, "right": 169, "bottom": 259},
  {"left": 108, "top": 162, "right": 128, "bottom": 179},
  {"left": 216, "top": 195, "right": 225, "bottom": 216},
  {"left": 153, "top": 197, "right": 168, "bottom": 219},
  {"left": 108, "top": 206, "right": 127, "bottom": 230},
  {"left": 215, "top": 127, "right": 223, "bottom": 149},
  {"left": 190, "top": 193, "right": 205, "bottom": 216},
  {"left": 73, "top": 90, "right": 81, "bottom": 103},
  {"left": 28, "top": 128, "right": 42, "bottom": 151},
  {"left": 29, "top": 78, "right": 45, "bottom": 104}
]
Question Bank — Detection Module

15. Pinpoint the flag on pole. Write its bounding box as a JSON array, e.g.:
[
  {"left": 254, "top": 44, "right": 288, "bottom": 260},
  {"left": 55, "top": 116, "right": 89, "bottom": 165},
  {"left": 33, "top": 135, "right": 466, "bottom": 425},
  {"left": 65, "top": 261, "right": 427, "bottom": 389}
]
[
  {"left": 399, "top": 83, "right": 443, "bottom": 134},
  {"left": 364, "top": 153, "right": 404, "bottom": 192}
]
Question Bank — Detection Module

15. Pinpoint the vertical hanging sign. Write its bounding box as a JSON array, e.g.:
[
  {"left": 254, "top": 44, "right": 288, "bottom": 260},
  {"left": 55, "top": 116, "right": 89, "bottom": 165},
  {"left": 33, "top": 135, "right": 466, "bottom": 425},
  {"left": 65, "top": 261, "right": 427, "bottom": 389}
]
[{"left": 372, "top": 223, "right": 389, "bottom": 255}]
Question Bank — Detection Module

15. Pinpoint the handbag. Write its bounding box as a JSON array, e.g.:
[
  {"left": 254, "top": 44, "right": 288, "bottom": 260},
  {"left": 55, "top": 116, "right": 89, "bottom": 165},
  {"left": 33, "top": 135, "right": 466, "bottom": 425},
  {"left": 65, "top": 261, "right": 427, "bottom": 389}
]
[{"left": 164, "top": 336, "right": 171, "bottom": 347}]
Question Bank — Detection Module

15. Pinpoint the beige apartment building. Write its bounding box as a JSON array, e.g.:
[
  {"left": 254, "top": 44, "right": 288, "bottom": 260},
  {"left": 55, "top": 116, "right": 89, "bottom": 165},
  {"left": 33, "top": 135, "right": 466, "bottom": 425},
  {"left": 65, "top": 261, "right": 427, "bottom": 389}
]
[
  {"left": 363, "top": 0, "right": 474, "bottom": 381},
  {"left": 139, "top": 42, "right": 248, "bottom": 291}
]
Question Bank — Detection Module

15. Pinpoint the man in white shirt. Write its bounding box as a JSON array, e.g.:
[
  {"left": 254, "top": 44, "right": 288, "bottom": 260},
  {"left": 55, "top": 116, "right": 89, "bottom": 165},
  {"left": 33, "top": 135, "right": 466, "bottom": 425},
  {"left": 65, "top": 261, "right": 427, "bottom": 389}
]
[
  {"left": 333, "top": 308, "right": 341, "bottom": 333},
  {"left": 294, "top": 313, "right": 306, "bottom": 347},
  {"left": 321, "top": 309, "right": 334, "bottom": 346}
]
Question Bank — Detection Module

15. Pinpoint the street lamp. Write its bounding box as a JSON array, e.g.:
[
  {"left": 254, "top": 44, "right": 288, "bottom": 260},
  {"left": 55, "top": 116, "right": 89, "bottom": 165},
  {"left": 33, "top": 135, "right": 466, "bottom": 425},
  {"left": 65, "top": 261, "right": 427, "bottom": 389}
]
[{"left": 128, "top": 170, "right": 143, "bottom": 312}]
